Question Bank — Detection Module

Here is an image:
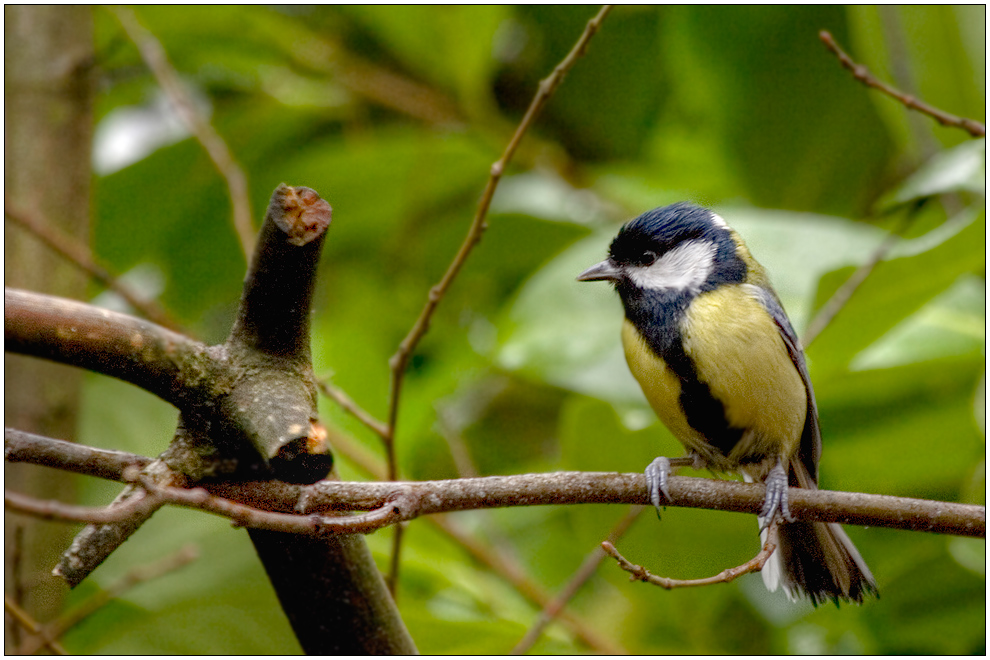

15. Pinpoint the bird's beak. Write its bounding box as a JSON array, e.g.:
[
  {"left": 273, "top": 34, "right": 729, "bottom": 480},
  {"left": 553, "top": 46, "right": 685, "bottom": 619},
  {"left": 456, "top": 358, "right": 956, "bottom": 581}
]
[{"left": 576, "top": 259, "right": 622, "bottom": 282}]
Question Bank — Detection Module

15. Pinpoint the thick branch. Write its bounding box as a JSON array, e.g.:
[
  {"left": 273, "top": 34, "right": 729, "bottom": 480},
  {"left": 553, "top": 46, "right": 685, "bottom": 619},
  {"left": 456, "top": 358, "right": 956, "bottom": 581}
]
[
  {"left": 222, "top": 184, "right": 332, "bottom": 474},
  {"left": 4, "top": 288, "right": 220, "bottom": 410},
  {"left": 5, "top": 178, "right": 408, "bottom": 652},
  {"left": 227, "top": 184, "right": 331, "bottom": 360}
]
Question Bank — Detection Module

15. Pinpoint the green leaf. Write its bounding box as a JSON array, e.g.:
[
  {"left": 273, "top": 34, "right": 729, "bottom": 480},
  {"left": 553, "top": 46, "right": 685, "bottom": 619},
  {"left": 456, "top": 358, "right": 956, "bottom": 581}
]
[
  {"left": 810, "top": 207, "right": 985, "bottom": 372},
  {"left": 339, "top": 5, "right": 507, "bottom": 111},
  {"left": 879, "top": 138, "right": 986, "bottom": 209}
]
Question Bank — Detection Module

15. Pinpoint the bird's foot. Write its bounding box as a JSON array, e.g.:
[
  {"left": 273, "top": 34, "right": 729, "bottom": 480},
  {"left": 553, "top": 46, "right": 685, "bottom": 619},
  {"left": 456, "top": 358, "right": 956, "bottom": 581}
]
[
  {"left": 645, "top": 457, "right": 672, "bottom": 516},
  {"left": 759, "top": 461, "right": 795, "bottom": 531}
]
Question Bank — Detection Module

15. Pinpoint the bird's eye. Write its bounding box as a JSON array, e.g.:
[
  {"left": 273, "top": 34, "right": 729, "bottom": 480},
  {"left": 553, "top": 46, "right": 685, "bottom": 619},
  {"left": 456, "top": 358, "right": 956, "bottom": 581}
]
[{"left": 636, "top": 250, "right": 659, "bottom": 266}]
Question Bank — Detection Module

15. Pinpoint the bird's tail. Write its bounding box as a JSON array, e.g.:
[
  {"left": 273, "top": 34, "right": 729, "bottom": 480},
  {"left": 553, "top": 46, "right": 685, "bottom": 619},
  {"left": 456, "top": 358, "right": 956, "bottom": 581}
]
[{"left": 761, "top": 517, "right": 878, "bottom": 605}]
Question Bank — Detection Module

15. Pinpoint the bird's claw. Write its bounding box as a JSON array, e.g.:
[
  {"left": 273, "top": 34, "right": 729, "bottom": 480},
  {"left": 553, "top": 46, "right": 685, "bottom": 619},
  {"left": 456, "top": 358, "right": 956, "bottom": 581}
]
[
  {"left": 645, "top": 457, "right": 672, "bottom": 517},
  {"left": 759, "top": 462, "right": 794, "bottom": 532}
]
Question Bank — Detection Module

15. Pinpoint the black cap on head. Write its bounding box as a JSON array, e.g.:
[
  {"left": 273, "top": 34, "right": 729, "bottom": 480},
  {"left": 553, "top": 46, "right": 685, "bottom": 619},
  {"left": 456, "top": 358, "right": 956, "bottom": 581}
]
[{"left": 609, "top": 203, "right": 722, "bottom": 265}]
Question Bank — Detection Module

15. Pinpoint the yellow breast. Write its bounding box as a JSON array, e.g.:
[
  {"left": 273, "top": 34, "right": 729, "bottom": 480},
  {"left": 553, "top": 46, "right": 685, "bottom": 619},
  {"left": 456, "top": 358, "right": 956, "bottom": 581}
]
[{"left": 621, "top": 284, "right": 807, "bottom": 469}]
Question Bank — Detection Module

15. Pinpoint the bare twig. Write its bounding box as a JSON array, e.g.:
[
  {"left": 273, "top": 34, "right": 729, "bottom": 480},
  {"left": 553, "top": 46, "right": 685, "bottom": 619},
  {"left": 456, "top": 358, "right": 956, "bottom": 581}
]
[
  {"left": 3, "top": 597, "right": 68, "bottom": 655},
  {"left": 430, "top": 513, "right": 622, "bottom": 654},
  {"left": 4, "top": 200, "right": 182, "bottom": 331},
  {"left": 802, "top": 209, "right": 919, "bottom": 348},
  {"left": 316, "top": 42, "right": 462, "bottom": 126},
  {"left": 4, "top": 477, "right": 404, "bottom": 536},
  {"left": 110, "top": 6, "right": 256, "bottom": 259},
  {"left": 5, "top": 487, "right": 163, "bottom": 525},
  {"left": 7, "top": 525, "right": 26, "bottom": 650},
  {"left": 17, "top": 545, "right": 198, "bottom": 655},
  {"left": 437, "top": 408, "right": 481, "bottom": 478},
  {"left": 384, "top": 4, "right": 615, "bottom": 475},
  {"left": 602, "top": 520, "right": 778, "bottom": 590},
  {"left": 381, "top": 4, "right": 613, "bottom": 592},
  {"left": 6, "top": 432, "right": 985, "bottom": 538},
  {"left": 819, "top": 30, "right": 985, "bottom": 138},
  {"left": 801, "top": 230, "right": 900, "bottom": 348},
  {"left": 511, "top": 506, "right": 643, "bottom": 654},
  {"left": 317, "top": 378, "right": 389, "bottom": 439},
  {"left": 5, "top": 428, "right": 153, "bottom": 481}
]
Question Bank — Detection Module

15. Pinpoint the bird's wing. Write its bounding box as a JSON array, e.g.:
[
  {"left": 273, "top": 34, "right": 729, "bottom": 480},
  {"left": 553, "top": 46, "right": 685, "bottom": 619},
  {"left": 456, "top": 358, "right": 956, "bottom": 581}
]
[{"left": 751, "top": 286, "right": 822, "bottom": 487}]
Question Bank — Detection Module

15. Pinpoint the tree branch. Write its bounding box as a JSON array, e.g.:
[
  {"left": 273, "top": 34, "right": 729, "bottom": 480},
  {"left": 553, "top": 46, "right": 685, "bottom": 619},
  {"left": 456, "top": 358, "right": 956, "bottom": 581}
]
[
  {"left": 110, "top": 6, "right": 257, "bottom": 259},
  {"left": 4, "top": 199, "right": 182, "bottom": 331},
  {"left": 16, "top": 545, "right": 198, "bottom": 655},
  {"left": 5, "top": 184, "right": 416, "bottom": 654},
  {"left": 384, "top": 5, "right": 615, "bottom": 480},
  {"left": 3, "top": 596, "right": 68, "bottom": 656},
  {"left": 802, "top": 210, "right": 916, "bottom": 348},
  {"left": 819, "top": 30, "right": 985, "bottom": 138},
  {"left": 7, "top": 431, "right": 984, "bottom": 539},
  {"left": 512, "top": 506, "right": 642, "bottom": 654},
  {"left": 378, "top": 4, "right": 614, "bottom": 594},
  {"left": 4, "top": 287, "right": 219, "bottom": 410},
  {"left": 601, "top": 521, "right": 778, "bottom": 590},
  {"left": 316, "top": 377, "right": 390, "bottom": 439},
  {"left": 4, "top": 428, "right": 152, "bottom": 481}
]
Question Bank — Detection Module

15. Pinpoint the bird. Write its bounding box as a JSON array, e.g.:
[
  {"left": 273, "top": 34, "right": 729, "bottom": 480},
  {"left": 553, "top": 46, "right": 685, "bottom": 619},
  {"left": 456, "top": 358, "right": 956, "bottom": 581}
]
[{"left": 577, "top": 202, "right": 877, "bottom": 605}]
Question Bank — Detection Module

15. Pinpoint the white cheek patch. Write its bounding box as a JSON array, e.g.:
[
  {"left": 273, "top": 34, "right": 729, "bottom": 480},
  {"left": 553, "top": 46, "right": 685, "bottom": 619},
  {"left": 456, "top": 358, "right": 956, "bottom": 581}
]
[{"left": 627, "top": 239, "right": 716, "bottom": 293}]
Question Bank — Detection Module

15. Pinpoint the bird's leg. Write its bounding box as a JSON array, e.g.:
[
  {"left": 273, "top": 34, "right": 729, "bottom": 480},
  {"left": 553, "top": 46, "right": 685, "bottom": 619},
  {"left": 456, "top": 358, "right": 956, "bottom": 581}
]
[
  {"left": 759, "top": 459, "right": 795, "bottom": 531},
  {"left": 645, "top": 453, "right": 701, "bottom": 515}
]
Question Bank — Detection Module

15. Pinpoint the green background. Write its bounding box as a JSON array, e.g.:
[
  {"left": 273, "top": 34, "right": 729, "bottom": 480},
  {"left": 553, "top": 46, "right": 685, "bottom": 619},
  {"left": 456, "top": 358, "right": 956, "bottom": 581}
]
[{"left": 55, "top": 5, "right": 987, "bottom": 654}]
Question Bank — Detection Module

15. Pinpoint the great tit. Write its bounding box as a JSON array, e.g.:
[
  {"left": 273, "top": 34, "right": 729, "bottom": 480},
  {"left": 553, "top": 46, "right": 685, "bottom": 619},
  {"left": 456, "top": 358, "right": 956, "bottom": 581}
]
[{"left": 577, "top": 202, "right": 877, "bottom": 605}]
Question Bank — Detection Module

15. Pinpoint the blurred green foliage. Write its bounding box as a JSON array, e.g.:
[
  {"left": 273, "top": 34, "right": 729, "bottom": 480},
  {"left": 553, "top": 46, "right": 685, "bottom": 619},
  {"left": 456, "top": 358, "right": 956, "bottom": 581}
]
[{"left": 51, "top": 5, "right": 985, "bottom": 654}]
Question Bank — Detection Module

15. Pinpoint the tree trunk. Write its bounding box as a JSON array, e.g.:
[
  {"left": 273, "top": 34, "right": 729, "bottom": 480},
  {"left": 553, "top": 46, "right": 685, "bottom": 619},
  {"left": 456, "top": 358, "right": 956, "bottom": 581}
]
[{"left": 4, "top": 5, "right": 94, "bottom": 649}]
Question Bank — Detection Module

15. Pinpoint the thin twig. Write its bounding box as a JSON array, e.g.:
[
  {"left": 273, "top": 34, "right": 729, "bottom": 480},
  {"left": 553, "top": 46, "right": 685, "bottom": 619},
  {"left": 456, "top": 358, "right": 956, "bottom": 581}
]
[
  {"left": 110, "top": 6, "right": 256, "bottom": 259},
  {"left": 4, "top": 200, "right": 182, "bottom": 331},
  {"left": 17, "top": 545, "right": 199, "bottom": 655},
  {"left": 801, "top": 210, "right": 916, "bottom": 348},
  {"left": 512, "top": 506, "right": 643, "bottom": 654},
  {"left": 381, "top": 3, "right": 613, "bottom": 592},
  {"left": 801, "top": 232, "right": 899, "bottom": 348},
  {"left": 384, "top": 4, "right": 615, "bottom": 474},
  {"left": 8, "top": 525, "right": 26, "bottom": 650},
  {"left": 317, "top": 378, "right": 389, "bottom": 439},
  {"left": 5, "top": 487, "right": 163, "bottom": 525},
  {"left": 3, "top": 596, "right": 68, "bottom": 655},
  {"left": 602, "top": 520, "right": 778, "bottom": 590},
  {"left": 431, "top": 513, "right": 623, "bottom": 654},
  {"left": 4, "top": 478, "right": 404, "bottom": 536},
  {"left": 437, "top": 407, "right": 481, "bottom": 478},
  {"left": 5, "top": 427, "right": 153, "bottom": 481},
  {"left": 819, "top": 30, "right": 985, "bottom": 138}
]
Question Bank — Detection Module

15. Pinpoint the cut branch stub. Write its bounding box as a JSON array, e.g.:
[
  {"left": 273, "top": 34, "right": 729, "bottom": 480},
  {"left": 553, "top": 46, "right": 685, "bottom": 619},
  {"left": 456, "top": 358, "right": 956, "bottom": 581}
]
[
  {"left": 223, "top": 184, "right": 333, "bottom": 482},
  {"left": 228, "top": 183, "right": 332, "bottom": 360},
  {"left": 51, "top": 184, "right": 336, "bottom": 585}
]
